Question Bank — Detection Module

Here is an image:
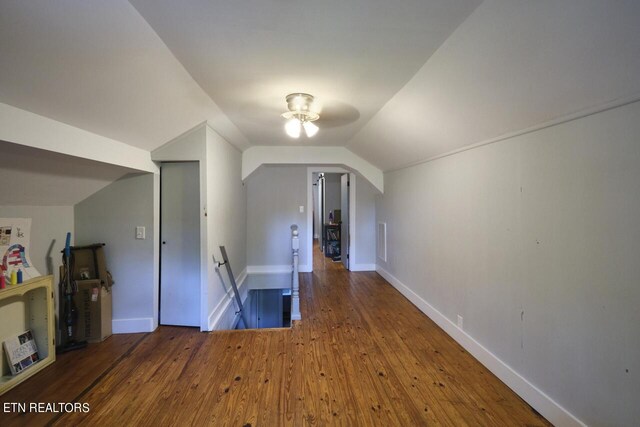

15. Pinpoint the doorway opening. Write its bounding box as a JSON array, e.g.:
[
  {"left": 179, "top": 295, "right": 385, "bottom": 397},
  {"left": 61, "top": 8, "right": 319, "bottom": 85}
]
[{"left": 309, "top": 168, "right": 354, "bottom": 272}]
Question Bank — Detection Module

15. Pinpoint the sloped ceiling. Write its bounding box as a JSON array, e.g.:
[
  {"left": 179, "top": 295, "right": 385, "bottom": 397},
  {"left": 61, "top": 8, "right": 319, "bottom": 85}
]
[
  {"left": 0, "top": 141, "right": 136, "bottom": 206},
  {"left": 1, "top": 0, "right": 639, "bottom": 174},
  {"left": 348, "top": 0, "right": 640, "bottom": 170},
  {"left": 0, "top": 0, "right": 248, "bottom": 152},
  {"left": 129, "top": 0, "right": 481, "bottom": 148}
]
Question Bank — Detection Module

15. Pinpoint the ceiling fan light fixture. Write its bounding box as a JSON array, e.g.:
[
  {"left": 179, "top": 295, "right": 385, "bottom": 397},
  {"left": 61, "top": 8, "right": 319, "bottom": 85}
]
[
  {"left": 302, "top": 120, "right": 319, "bottom": 138},
  {"left": 285, "top": 118, "right": 302, "bottom": 138},
  {"left": 282, "top": 93, "right": 320, "bottom": 138}
]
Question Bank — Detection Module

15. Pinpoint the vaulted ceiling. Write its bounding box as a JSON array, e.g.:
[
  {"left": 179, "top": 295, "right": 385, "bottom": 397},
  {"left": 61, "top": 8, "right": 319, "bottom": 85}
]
[{"left": 1, "top": 0, "right": 639, "bottom": 173}]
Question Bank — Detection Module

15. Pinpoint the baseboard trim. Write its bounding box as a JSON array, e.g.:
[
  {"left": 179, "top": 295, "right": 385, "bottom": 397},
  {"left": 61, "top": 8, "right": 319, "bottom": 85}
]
[
  {"left": 299, "top": 264, "right": 311, "bottom": 273},
  {"left": 376, "top": 265, "right": 585, "bottom": 427},
  {"left": 246, "top": 265, "right": 291, "bottom": 274},
  {"left": 112, "top": 317, "right": 155, "bottom": 333},
  {"left": 350, "top": 263, "right": 376, "bottom": 272},
  {"left": 208, "top": 268, "right": 247, "bottom": 331}
]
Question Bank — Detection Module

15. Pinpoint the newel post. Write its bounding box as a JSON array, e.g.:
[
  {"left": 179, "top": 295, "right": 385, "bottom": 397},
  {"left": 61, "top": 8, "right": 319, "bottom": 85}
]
[{"left": 291, "top": 224, "right": 301, "bottom": 321}]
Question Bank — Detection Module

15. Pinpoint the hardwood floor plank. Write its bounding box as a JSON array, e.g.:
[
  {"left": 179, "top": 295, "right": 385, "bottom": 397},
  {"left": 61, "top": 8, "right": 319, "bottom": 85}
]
[
  {"left": 1, "top": 242, "right": 550, "bottom": 426},
  {"left": 0, "top": 333, "right": 145, "bottom": 427}
]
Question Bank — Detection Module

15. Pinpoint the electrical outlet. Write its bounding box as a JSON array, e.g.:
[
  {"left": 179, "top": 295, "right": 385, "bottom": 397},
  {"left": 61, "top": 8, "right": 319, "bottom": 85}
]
[
  {"left": 457, "top": 315, "right": 463, "bottom": 329},
  {"left": 299, "top": 205, "right": 304, "bottom": 213},
  {"left": 136, "top": 226, "right": 146, "bottom": 240}
]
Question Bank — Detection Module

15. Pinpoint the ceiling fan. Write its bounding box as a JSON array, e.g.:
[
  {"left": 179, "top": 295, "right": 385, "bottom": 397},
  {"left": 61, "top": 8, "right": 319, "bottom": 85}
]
[
  {"left": 281, "top": 93, "right": 320, "bottom": 138},
  {"left": 237, "top": 94, "right": 360, "bottom": 138}
]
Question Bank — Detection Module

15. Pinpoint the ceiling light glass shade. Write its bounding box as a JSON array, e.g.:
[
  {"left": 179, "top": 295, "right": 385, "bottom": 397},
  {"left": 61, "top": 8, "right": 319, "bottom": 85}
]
[
  {"left": 282, "top": 93, "right": 320, "bottom": 138},
  {"left": 302, "top": 121, "right": 319, "bottom": 137},
  {"left": 285, "top": 118, "right": 302, "bottom": 138}
]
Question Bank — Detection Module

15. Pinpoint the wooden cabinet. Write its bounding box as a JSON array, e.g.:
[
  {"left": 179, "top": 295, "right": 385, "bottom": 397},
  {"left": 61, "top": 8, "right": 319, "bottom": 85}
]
[{"left": 0, "top": 275, "right": 56, "bottom": 395}]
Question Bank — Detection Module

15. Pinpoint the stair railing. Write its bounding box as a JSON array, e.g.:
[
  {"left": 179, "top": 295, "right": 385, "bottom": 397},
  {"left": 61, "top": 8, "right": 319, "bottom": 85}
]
[{"left": 291, "top": 225, "right": 301, "bottom": 321}]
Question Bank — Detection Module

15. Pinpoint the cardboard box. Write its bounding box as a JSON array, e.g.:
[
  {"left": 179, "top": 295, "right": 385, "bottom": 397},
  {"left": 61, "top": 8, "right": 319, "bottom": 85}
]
[
  {"left": 71, "top": 245, "right": 110, "bottom": 285},
  {"left": 72, "top": 279, "right": 112, "bottom": 343}
]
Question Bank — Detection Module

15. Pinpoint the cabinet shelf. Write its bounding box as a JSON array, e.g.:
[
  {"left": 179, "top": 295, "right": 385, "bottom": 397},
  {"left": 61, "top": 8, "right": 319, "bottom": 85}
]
[
  {"left": 0, "top": 275, "right": 56, "bottom": 395},
  {"left": 324, "top": 224, "right": 341, "bottom": 260}
]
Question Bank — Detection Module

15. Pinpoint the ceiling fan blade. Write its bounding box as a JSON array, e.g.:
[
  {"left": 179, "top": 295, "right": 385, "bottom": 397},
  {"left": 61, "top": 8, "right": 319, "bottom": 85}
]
[{"left": 314, "top": 100, "right": 360, "bottom": 129}]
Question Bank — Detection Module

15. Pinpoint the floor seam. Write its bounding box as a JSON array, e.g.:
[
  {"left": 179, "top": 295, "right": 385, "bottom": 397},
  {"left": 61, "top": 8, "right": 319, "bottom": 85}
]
[{"left": 45, "top": 333, "right": 150, "bottom": 426}]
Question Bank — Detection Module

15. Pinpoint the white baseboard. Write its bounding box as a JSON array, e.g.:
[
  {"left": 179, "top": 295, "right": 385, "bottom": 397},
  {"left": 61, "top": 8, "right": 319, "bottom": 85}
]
[
  {"left": 208, "top": 268, "right": 248, "bottom": 331},
  {"left": 350, "top": 263, "right": 376, "bottom": 272},
  {"left": 112, "top": 317, "right": 155, "bottom": 333},
  {"left": 376, "top": 265, "right": 585, "bottom": 427},
  {"left": 246, "top": 265, "right": 292, "bottom": 274},
  {"left": 299, "top": 264, "right": 311, "bottom": 273}
]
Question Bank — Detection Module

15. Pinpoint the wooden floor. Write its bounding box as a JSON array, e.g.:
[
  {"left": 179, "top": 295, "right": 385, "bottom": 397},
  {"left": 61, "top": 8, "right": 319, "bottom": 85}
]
[
  {"left": 312, "top": 240, "right": 346, "bottom": 271},
  {"left": 1, "top": 244, "right": 550, "bottom": 426}
]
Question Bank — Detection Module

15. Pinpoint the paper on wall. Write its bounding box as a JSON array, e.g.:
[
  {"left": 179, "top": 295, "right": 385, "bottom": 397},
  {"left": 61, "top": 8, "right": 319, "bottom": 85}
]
[{"left": 0, "top": 218, "right": 41, "bottom": 281}]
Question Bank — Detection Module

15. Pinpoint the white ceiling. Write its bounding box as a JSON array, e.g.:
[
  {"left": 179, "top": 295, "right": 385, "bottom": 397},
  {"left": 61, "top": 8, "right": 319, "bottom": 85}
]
[
  {"left": 0, "top": 0, "right": 248, "bottom": 152},
  {"left": 0, "top": 141, "right": 135, "bottom": 205},
  {"left": 349, "top": 0, "right": 640, "bottom": 170},
  {"left": 1, "top": 0, "right": 639, "bottom": 173},
  {"left": 129, "top": 0, "right": 481, "bottom": 148}
]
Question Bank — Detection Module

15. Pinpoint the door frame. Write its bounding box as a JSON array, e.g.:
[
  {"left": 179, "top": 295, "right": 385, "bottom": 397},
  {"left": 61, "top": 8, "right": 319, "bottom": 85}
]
[
  {"left": 159, "top": 160, "right": 205, "bottom": 328},
  {"left": 340, "top": 173, "right": 350, "bottom": 270},
  {"left": 306, "top": 167, "right": 356, "bottom": 272}
]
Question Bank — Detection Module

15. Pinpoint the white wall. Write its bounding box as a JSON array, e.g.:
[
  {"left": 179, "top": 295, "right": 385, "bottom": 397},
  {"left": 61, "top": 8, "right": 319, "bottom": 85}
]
[
  {"left": 246, "top": 166, "right": 307, "bottom": 270},
  {"left": 0, "top": 206, "right": 74, "bottom": 331},
  {"left": 354, "top": 175, "right": 376, "bottom": 267},
  {"left": 375, "top": 101, "right": 640, "bottom": 426},
  {"left": 247, "top": 165, "right": 378, "bottom": 272},
  {"left": 75, "top": 173, "right": 157, "bottom": 333},
  {"left": 205, "top": 126, "right": 247, "bottom": 329}
]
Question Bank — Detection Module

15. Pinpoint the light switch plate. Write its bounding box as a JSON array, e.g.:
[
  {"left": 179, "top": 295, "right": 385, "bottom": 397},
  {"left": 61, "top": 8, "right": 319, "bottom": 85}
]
[
  {"left": 299, "top": 205, "right": 304, "bottom": 213},
  {"left": 136, "top": 226, "right": 146, "bottom": 240}
]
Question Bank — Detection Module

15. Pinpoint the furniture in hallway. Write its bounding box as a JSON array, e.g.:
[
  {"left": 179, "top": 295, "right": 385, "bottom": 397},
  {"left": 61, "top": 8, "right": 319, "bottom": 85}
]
[{"left": 324, "top": 223, "right": 340, "bottom": 261}]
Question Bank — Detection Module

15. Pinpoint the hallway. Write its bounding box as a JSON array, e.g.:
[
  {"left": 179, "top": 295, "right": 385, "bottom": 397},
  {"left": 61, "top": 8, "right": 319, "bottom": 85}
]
[
  {"left": 312, "top": 239, "right": 346, "bottom": 272},
  {"left": 1, "top": 265, "right": 548, "bottom": 426}
]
